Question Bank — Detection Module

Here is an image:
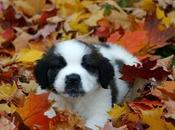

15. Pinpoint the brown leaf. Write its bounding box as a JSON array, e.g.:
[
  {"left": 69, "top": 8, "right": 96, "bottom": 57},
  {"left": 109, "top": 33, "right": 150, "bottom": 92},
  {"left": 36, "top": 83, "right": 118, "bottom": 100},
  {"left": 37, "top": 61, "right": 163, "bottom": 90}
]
[
  {"left": 164, "top": 99, "right": 175, "bottom": 120},
  {"left": 102, "top": 121, "right": 128, "bottom": 130},
  {"left": 12, "top": 32, "right": 32, "bottom": 52},
  {"left": 157, "top": 81, "right": 175, "bottom": 100},
  {"left": 31, "top": 24, "right": 57, "bottom": 40},
  {"left": 38, "top": 9, "right": 57, "bottom": 27},
  {"left": 50, "top": 109, "right": 88, "bottom": 130},
  {"left": 145, "top": 14, "right": 175, "bottom": 50},
  {"left": 121, "top": 59, "right": 170, "bottom": 82}
]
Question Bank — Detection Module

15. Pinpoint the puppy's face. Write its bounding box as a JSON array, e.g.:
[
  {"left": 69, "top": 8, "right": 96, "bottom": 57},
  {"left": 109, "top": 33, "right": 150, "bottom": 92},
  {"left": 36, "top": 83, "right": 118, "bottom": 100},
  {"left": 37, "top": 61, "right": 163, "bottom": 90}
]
[{"left": 35, "top": 40, "right": 114, "bottom": 98}]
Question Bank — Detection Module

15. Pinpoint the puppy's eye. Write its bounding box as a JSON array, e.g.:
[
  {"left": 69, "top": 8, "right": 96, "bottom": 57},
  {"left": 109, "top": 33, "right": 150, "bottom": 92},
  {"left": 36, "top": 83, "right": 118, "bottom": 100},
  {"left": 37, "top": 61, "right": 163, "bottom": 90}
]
[
  {"left": 81, "top": 55, "right": 97, "bottom": 73},
  {"left": 49, "top": 56, "right": 67, "bottom": 69}
]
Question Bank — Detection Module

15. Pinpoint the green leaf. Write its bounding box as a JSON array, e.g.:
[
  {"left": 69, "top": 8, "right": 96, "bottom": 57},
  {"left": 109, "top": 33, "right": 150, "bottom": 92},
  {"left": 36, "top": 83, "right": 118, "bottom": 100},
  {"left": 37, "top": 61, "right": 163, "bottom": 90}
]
[
  {"left": 117, "top": 0, "right": 137, "bottom": 8},
  {"left": 155, "top": 44, "right": 175, "bottom": 57},
  {"left": 103, "top": 3, "right": 112, "bottom": 16}
]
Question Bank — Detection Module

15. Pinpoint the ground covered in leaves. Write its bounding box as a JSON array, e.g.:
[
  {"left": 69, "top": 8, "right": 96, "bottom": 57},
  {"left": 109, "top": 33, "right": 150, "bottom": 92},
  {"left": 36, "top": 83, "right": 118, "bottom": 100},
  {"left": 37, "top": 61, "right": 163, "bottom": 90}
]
[{"left": 0, "top": 0, "right": 175, "bottom": 130}]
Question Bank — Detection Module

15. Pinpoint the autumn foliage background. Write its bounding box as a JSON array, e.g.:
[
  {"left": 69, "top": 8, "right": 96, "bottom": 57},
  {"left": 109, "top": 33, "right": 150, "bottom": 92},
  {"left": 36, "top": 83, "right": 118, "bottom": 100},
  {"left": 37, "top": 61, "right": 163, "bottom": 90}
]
[{"left": 0, "top": 0, "right": 175, "bottom": 130}]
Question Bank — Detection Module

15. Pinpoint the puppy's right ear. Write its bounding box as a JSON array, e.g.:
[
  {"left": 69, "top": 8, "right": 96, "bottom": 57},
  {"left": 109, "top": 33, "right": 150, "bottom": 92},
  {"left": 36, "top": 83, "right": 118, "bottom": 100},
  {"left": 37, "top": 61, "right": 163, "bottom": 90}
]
[{"left": 34, "top": 57, "right": 49, "bottom": 89}]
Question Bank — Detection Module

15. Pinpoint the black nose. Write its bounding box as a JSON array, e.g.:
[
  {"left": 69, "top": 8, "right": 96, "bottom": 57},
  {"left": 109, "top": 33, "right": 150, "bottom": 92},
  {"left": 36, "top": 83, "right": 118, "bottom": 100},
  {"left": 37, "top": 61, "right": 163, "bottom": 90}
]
[
  {"left": 65, "top": 73, "right": 81, "bottom": 85},
  {"left": 65, "top": 74, "right": 84, "bottom": 97}
]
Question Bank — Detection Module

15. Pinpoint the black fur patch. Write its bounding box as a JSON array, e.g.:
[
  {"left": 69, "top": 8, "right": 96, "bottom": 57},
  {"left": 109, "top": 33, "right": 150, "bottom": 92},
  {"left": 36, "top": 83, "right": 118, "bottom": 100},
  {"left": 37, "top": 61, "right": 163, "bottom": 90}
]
[
  {"left": 34, "top": 46, "right": 67, "bottom": 89},
  {"left": 81, "top": 45, "right": 114, "bottom": 89}
]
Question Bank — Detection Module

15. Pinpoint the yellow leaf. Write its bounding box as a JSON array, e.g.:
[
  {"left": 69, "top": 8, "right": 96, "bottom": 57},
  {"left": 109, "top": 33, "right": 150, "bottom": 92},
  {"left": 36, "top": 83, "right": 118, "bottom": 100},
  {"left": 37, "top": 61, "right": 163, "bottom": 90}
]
[
  {"left": 84, "top": 9, "right": 104, "bottom": 26},
  {"left": 108, "top": 103, "right": 129, "bottom": 119},
  {"left": 15, "top": 0, "right": 46, "bottom": 16},
  {"left": 156, "top": 6, "right": 172, "bottom": 26},
  {"left": 53, "top": 0, "right": 84, "bottom": 16},
  {"left": 0, "top": 104, "right": 16, "bottom": 113},
  {"left": 15, "top": 1, "right": 35, "bottom": 16},
  {"left": 69, "top": 21, "right": 89, "bottom": 34},
  {"left": 141, "top": 108, "right": 174, "bottom": 130},
  {"left": 156, "top": 6, "right": 165, "bottom": 19},
  {"left": 0, "top": 83, "right": 17, "bottom": 100},
  {"left": 141, "top": 0, "right": 156, "bottom": 12},
  {"left": 68, "top": 12, "right": 89, "bottom": 34},
  {"left": 162, "top": 16, "right": 171, "bottom": 27},
  {"left": 16, "top": 48, "right": 43, "bottom": 63}
]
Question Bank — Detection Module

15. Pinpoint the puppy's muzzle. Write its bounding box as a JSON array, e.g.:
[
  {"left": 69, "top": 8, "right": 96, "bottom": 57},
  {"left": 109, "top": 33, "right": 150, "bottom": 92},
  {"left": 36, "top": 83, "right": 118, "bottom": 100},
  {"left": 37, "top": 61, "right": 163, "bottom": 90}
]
[{"left": 65, "top": 73, "right": 85, "bottom": 97}]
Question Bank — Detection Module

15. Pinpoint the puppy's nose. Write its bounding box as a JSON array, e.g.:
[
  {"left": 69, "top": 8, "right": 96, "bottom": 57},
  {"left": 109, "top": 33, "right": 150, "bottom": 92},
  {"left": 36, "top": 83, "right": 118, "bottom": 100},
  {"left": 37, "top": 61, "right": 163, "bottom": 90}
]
[{"left": 65, "top": 73, "right": 80, "bottom": 84}]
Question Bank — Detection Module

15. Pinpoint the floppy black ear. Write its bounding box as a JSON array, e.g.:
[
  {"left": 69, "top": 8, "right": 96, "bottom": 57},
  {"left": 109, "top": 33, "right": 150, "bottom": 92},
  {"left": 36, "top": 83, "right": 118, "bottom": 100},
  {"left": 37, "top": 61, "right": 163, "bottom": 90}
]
[
  {"left": 98, "top": 57, "right": 114, "bottom": 89},
  {"left": 34, "top": 57, "right": 49, "bottom": 89}
]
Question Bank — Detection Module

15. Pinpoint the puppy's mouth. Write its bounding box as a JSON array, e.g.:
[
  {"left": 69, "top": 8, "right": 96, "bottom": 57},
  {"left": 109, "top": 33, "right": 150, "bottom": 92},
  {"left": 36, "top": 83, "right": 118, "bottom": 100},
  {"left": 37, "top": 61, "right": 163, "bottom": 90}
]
[{"left": 64, "top": 90, "right": 85, "bottom": 98}]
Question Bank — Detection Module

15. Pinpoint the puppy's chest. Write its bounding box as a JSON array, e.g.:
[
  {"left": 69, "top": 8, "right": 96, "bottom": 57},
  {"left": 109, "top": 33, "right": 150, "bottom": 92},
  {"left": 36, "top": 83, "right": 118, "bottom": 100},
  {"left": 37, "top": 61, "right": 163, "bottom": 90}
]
[{"left": 56, "top": 88, "right": 112, "bottom": 119}]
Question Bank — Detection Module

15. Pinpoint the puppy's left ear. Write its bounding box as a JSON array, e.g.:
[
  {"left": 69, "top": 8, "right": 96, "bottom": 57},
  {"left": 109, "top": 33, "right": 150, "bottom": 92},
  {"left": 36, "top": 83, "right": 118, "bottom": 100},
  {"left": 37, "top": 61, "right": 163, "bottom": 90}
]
[{"left": 98, "top": 57, "right": 114, "bottom": 89}]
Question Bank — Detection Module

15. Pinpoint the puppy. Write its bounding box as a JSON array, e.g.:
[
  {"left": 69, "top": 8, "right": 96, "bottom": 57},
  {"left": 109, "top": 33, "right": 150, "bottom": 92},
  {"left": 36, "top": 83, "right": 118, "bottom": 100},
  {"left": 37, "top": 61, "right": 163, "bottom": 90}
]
[{"left": 34, "top": 39, "right": 139, "bottom": 130}]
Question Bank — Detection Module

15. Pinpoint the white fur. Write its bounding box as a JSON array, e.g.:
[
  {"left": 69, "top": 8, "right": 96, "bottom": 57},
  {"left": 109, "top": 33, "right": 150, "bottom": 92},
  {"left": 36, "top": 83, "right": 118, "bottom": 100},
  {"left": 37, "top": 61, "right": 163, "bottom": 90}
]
[
  {"left": 96, "top": 43, "right": 140, "bottom": 103},
  {"left": 38, "top": 40, "right": 139, "bottom": 130},
  {"left": 53, "top": 40, "right": 98, "bottom": 93}
]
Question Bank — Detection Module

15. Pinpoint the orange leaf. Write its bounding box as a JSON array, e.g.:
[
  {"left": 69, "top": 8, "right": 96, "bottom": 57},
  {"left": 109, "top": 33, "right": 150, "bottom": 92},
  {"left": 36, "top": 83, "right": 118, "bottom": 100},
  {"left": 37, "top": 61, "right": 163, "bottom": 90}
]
[
  {"left": 17, "top": 92, "right": 50, "bottom": 130},
  {"left": 157, "top": 81, "right": 175, "bottom": 100},
  {"left": 2, "top": 28, "right": 15, "bottom": 41},
  {"left": 107, "top": 23, "right": 148, "bottom": 55}
]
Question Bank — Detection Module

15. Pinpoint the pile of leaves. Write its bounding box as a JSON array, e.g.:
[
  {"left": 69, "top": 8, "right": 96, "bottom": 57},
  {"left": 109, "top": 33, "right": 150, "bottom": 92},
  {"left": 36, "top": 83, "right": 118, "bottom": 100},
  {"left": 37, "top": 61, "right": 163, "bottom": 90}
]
[{"left": 0, "top": 0, "right": 175, "bottom": 130}]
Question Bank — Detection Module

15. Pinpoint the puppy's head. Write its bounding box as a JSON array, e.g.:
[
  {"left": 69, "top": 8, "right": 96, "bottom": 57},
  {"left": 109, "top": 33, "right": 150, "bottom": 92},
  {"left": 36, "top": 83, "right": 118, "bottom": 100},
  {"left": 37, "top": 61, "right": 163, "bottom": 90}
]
[{"left": 34, "top": 40, "right": 114, "bottom": 98}]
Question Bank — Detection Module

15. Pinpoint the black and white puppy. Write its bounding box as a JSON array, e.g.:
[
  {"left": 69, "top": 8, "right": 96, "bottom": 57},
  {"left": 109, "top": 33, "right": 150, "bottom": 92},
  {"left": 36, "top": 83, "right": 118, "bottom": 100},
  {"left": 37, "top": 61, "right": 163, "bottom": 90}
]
[{"left": 34, "top": 39, "right": 139, "bottom": 130}]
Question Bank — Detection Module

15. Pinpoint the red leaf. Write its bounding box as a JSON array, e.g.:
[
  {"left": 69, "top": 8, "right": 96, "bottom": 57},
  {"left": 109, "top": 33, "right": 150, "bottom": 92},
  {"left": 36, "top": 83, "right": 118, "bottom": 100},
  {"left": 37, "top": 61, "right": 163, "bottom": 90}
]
[
  {"left": 144, "top": 14, "right": 175, "bottom": 49},
  {"left": 17, "top": 93, "right": 51, "bottom": 130},
  {"left": 129, "top": 95, "right": 162, "bottom": 112},
  {"left": 121, "top": 59, "right": 170, "bottom": 82},
  {"left": 95, "top": 26, "right": 110, "bottom": 38},
  {"left": 2, "top": 28, "right": 15, "bottom": 41},
  {"left": 38, "top": 9, "right": 57, "bottom": 27}
]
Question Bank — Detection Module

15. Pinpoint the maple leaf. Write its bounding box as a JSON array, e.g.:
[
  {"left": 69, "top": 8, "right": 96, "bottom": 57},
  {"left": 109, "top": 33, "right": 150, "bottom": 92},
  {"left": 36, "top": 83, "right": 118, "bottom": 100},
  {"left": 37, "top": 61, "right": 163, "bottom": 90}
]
[
  {"left": 31, "top": 24, "right": 57, "bottom": 40},
  {"left": 102, "top": 121, "right": 128, "bottom": 130},
  {"left": 50, "top": 109, "right": 88, "bottom": 130},
  {"left": 164, "top": 99, "right": 175, "bottom": 120},
  {"left": 38, "top": 9, "right": 57, "bottom": 27},
  {"left": 108, "top": 103, "right": 129, "bottom": 119},
  {"left": 0, "top": 82, "right": 17, "bottom": 100},
  {"left": 17, "top": 92, "right": 50, "bottom": 130},
  {"left": 144, "top": 14, "right": 175, "bottom": 50},
  {"left": 1, "top": 5, "right": 26, "bottom": 29},
  {"left": 0, "top": 116, "right": 16, "bottom": 130},
  {"left": 121, "top": 59, "right": 170, "bottom": 82},
  {"left": 16, "top": 48, "right": 43, "bottom": 63},
  {"left": 12, "top": 32, "right": 32, "bottom": 52},
  {"left": 15, "top": 0, "right": 46, "bottom": 17},
  {"left": 129, "top": 95, "right": 162, "bottom": 112},
  {"left": 2, "top": 28, "right": 15, "bottom": 42},
  {"left": 157, "top": 81, "right": 175, "bottom": 100},
  {"left": 141, "top": 108, "right": 174, "bottom": 130}
]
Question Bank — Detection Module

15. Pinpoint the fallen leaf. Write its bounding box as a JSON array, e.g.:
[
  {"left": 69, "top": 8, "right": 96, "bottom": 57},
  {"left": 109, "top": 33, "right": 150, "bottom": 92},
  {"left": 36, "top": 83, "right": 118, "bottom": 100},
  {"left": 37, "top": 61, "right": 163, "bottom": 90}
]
[
  {"left": 156, "top": 6, "right": 172, "bottom": 26},
  {"left": 108, "top": 103, "right": 129, "bottom": 119},
  {"left": 0, "top": 82, "right": 17, "bottom": 100},
  {"left": 164, "top": 99, "right": 175, "bottom": 119},
  {"left": 2, "top": 28, "right": 15, "bottom": 41},
  {"left": 16, "top": 48, "right": 43, "bottom": 63},
  {"left": 0, "top": 116, "right": 16, "bottom": 130},
  {"left": 50, "top": 109, "right": 87, "bottom": 130},
  {"left": 17, "top": 92, "right": 50, "bottom": 130},
  {"left": 121, "top": 59, "right": 170, "bottom": 82},
  {"left": 15, "top": 0, "right": 46, "bottom": 17},
  {"left": 141, "top": 108, "right": 174, "bottom": 130},
  {"left": 12, "top": 32, "right": 32, "bottom": 52},
  {"left": 102, "top": 121, "right": 128, "bottom": 130},
  {"left": 39, "top": 9, "right": 57, "bottom": 27},
  {"left": 31, "top": 24, "right": 57, "bottom": 40},
  {"left": 157, "top": 81, "right": 175, "bottom": 100},
  {"left": 0, "top": 104, "right": 16, "bottom": 114},
  {"left": 144, "top": 14, "right": 175, "bottom": 50}
]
